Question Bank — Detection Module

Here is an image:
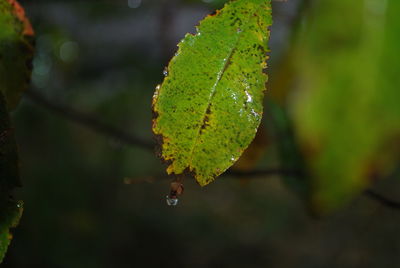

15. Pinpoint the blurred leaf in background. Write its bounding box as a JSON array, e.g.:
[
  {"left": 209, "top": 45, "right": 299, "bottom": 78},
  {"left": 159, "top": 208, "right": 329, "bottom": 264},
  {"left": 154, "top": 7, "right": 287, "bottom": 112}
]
[
  {"left": 291, "top": 0, "right": 400, "bottom": 213},
  {"left": 0, "top": 0, "right": 33, "bottom": 262}
]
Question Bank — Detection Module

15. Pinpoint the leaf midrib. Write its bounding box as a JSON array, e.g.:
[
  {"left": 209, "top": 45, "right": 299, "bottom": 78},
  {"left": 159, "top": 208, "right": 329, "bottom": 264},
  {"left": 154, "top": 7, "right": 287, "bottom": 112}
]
[{"left": 187, "top": 5, "right": 259, "bottom": 172}]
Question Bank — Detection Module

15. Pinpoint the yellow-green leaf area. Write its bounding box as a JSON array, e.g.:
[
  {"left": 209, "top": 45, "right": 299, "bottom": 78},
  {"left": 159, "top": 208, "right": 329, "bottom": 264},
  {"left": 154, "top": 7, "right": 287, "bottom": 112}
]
[
  {"left": 152, "top": 0, "right": 271, "bottom": 186},
  {"left": 292, "top": 0, "right": 400, "bottom": 213},
  {"left": 0, "top": 0, "right": 34, "bottom": 110},
  {"left": 0, "top": 198, "right": 23, "bottom": 263}
]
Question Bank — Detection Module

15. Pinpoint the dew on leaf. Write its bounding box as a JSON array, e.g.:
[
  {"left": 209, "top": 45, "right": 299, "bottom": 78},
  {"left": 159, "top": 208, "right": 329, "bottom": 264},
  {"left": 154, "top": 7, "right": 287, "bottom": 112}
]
[
  {"left": 245, "top": 90, "right": 253, "bottom": 103},
  {"left": 152, "top": 0, "right": 271, "bottom": 186}
]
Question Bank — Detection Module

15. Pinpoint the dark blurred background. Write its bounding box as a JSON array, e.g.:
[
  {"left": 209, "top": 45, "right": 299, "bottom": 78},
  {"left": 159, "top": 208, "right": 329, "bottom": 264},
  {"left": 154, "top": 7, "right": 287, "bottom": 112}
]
[{"left": 3, "top": 0, "right": 400, "bottom": 267}]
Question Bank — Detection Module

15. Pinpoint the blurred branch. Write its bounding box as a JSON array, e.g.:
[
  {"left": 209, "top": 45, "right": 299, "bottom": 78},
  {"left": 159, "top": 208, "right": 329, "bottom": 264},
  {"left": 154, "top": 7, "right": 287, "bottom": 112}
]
[
  {"left": 230, "top": 171, "right": 400, "bottom": 211},
  {"left": 24, "top": 88, "right": 154, "bottom": 150},
  {"left": 364, "top": 190, "right": 400, "bottom": 210},
  {"left": 24, "top": 88, "right": 400, "bottom": 211},
  {"left": 226, "top": 168, "right": 301, "bottom": 178}
]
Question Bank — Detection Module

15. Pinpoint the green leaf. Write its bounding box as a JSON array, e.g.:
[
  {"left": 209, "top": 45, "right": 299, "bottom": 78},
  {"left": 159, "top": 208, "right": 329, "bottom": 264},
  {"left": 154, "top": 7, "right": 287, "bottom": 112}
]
[
  {"left": 152, "top": 0, "right": 272, "bottom": 186},
  {"left": 0, "top": 198, "right": 23, "bottom": 263},
  {"left": 291, "top": 0, "right": 400, "bottom": 213},
  {"left": 0, "top": 0, "right": 34, "bottom": 110}
]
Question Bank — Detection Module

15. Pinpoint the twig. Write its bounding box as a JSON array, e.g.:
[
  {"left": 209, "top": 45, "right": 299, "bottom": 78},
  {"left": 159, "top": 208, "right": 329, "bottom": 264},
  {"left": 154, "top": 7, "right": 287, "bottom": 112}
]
[
  {"left": 24, "top": 88, "right": 154, "bottom": 150},
  {"left": 24, "top": 88, "right": 400, "bottom": 210},
  {"left": 225, "top": 168, "right": 301, "bottom": 178},
  {"left": 364, "top": 190, "right": 400, "bottom": 210}
]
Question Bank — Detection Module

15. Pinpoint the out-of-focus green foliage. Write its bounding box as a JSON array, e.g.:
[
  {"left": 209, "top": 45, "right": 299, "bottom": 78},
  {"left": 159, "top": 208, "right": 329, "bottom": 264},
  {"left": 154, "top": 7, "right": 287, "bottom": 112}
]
[
  {"left": 0, "top": 0, "right": 33, "bottom": 262},
  {"left": 0, "top": 198, "right": 22, "bottom": 263},
  {"left": 0, "top": 0, "right": 34, "bottom": 110},
  {"left": 291, "top": 0, "right": 400, "bottom": 213},
  {"left": 0, "top": 91, "right": 21, "bottom": 264},
  {"left": 152, "top": 0, "right": 272, "bottom": 186}
]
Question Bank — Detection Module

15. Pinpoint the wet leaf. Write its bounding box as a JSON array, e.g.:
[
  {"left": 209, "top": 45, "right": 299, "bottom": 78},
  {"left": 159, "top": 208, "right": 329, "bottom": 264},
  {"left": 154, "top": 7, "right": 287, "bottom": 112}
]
[
  {"left": 291, "top": 0, "right": 400, "bottom": 213},
  {"left": 0, "top": 0, "right": 34, "bottom": 110},
  {"left": 152, "top": 0, "right": 272, "bottom": 186}
]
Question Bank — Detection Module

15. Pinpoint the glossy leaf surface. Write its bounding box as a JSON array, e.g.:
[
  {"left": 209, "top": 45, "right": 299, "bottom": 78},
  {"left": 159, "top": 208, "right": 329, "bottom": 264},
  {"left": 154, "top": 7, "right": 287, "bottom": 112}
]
[
  {"left": 0, "top": 0, "right": 34, "bottom": 110},
  {"left": 152, "top": 0, "right": 271, "bottom": 186},
  {"left": 292, "top": 0, "right": 400, "bottom": 212}
]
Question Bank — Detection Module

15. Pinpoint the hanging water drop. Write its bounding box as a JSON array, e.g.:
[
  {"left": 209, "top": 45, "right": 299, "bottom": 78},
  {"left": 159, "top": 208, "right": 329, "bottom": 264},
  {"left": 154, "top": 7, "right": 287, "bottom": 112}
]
[
  {"left": 166, "top": 180, "right": 184, "bottom": 206},
  {"left": 166, "top": 195, "right": 178, "bottom": 206}
]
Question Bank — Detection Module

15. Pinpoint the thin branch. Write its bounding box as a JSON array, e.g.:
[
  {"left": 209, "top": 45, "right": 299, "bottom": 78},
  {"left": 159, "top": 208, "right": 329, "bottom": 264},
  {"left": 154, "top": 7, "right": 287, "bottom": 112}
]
[
  {"left": 225, "top": 168, "right": 301, "bottom": 178},
  {"left": 364, "top": 190, "right": 400, "bottom": 210},
  {"left": 24, "top": 88, "right": 400, "bottom": 210},
  {"left": 24, "top": 88, "right": 154, "bottom": 150}
]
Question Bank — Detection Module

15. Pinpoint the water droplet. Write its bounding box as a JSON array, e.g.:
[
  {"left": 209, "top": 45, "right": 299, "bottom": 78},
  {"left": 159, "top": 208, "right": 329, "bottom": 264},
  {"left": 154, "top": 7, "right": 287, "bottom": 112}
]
[
  {"left": 250, "top": 109, "right": 260, "bottom": 119},
  {"left": 166, "top": 195, "right": 178, "bottom": 206},
  {"left": 231, "top": 92, "right": 238, "bottom": 101},
  {"left": 245, "top": 90, "right": 253, "bottom": 103},
  {"left": 153, "top": 84, "right": 161, "bottom": 100}
]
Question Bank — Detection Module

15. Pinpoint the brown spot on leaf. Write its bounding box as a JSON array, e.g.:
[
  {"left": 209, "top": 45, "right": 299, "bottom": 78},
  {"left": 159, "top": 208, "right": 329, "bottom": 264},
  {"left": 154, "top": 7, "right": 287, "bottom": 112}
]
[{"left": 200, "top": 104, "right": 212, "bottom": 133}]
